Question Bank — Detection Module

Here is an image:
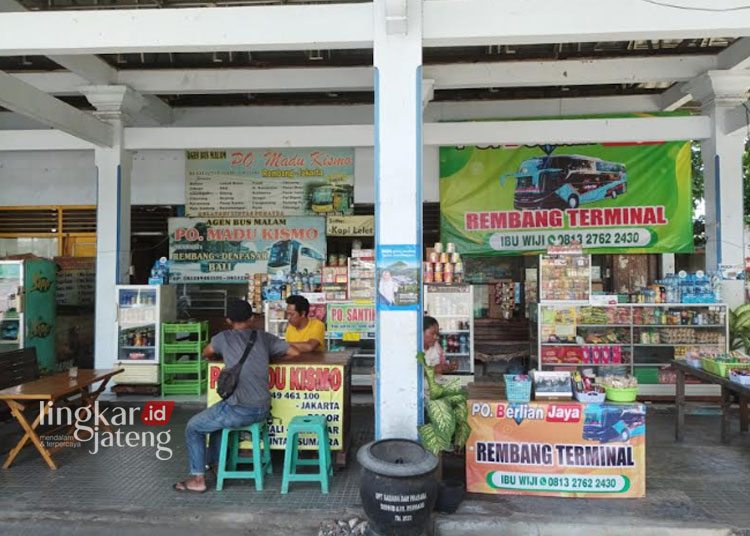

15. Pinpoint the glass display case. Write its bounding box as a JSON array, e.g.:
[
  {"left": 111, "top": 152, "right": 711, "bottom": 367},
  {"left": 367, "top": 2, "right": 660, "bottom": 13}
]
[
  {"left": 0, "top": 260, "right": 56, "bottom": 372},
  {"left": 348, "top": 256, "right": 375, "bottom": 301},
  {"left": 264, "top": 300, "right": 288, "bottom": 339},
  {"left": 322, "top": 266, "right": 348, "bottom": 302},
  {"left": 116, "top": 285, "right": 176, "bottom": 364},
  {"left": 424, "top": 284, "right": 475, "bottom": 382},
  {"left": 539, "top": 253, "right": 591, "bottom": 303},
  {"left": 536, "top": 303, "right": 728, "bottom": 396}
]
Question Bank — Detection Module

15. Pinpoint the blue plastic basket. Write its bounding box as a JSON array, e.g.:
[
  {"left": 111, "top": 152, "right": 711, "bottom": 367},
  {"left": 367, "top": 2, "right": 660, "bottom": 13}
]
[{"left": 504, "top": 374, "right": 532, "bottom": 403}]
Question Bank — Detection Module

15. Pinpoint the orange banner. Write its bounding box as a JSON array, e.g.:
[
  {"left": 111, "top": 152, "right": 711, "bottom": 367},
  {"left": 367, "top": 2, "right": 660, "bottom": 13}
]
[{"left": 466, "top": 400, "right": 645, "bottom": 498}]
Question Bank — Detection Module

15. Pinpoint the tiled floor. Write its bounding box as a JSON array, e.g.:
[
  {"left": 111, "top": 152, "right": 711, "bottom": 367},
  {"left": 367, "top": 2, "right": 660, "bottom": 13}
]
[
  {"left": 0, "top": 401, "right": 749, "bottom": 530},
  {"left": 0, "top": 403, "right": 373, "bottom": 514}
]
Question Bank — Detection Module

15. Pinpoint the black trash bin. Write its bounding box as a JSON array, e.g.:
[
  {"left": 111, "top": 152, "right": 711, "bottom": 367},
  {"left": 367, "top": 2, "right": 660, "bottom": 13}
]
[{"left": 357, "top": 439, "right": 439, "bottom": 536}]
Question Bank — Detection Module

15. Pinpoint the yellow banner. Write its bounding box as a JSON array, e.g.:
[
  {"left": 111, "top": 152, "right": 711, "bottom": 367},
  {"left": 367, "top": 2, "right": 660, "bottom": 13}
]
[
  {"left": 466, "top": 399, "right": 645, "bottom": 498},
  {"left": 208, "top": 362, "right": 345, "bottom": 450}
]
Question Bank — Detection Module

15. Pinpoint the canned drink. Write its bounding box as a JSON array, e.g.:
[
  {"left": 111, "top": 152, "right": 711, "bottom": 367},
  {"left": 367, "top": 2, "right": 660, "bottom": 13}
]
[
  {"left": 434, "top": 262, "right": 444, "bottom": 273},
  {"left": 429, "top": 252, "right": 439, "bottom": 263},
  {"left": 454, "top": 262, "right": 464, "bottom": 273},
  {"left": 424, "top": 272, "right": 434, "bottom": 283},
  {"left": 444, "top": 262, "right": 454, "bottom": 273},
  {"left": 423, "top": 262, "right": 433, "bottom": 273},
  {"left": 439, "top": 253, "right": 449, "bottom": 264},
  {"left": 434, "top": 272, "right": 444, "bottom": 283},
  {"left": 446, "top": 242, "right": 456, "bottom": 254},
  {"left": 434, "top": 242, "right": 444, "bottom": 253},
  {"left": 444, "top": 272, "right": 454, "bottom": 284},
  {"left": 451, "top": 252, "right": 461, "bottom": 263}
]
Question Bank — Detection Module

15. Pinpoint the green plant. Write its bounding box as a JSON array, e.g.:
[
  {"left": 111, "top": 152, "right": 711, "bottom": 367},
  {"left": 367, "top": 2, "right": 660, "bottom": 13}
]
[
  {"left": 729, "top": 304, "right": 750, "bottom": 352},
  {"left": 416, "top": 351, "right": 470, "bottom": 457}
]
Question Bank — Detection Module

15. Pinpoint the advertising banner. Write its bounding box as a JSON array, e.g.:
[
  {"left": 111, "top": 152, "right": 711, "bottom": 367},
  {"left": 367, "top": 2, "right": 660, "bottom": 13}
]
[
  {"left": 326, "top": 302, "right": 376, "bottom": 338},
  {"left": 326, "top": 215, "right": 375, "bottom": 237},
  {"left": 376, "top": 245, "right": 420, "bottom": 310},
  {"left": 168, "top": 216, "right": 326, "bottom": 283},
  {"left": 466, "top": 400, "right": 646, "bottom": 498},
  {"left": 186, "top": 148, "right": 355, "bottom": 217},
  {"left": 440, "top": 142, "right": 693, "bottom": 255},
  {"left": 208, "top": 362, "right": 345, "bottom": 450}
]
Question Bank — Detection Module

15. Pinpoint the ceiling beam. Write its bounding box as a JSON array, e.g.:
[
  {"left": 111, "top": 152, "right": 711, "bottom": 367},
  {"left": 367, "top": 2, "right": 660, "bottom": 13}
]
[
  {"left": 124, "top": 125, "right": 375, "bottom": 149},
  {"left": 661, "top": 37, "right": 750, "bottom": 111},
  {"left": 423, "top": 0, "right": 750, "bottom": 48},
  {"left": 47, "top": 55, "right": 116, "bottom": 86},
  {"left": 0, "top": 4, "right": 373, "bottom": 56},
  {"left": 2, "top": 0, "right": 171, "bottom": 127},
  {"left": 2, "top": 1, "right": 748, "bottom": 55},
  {"left": 0, "top": 130, "right": 94, "bottom": 151},
  {"left": 124, "top": 116, "right": 709, "bottom": 150},
  {"left": 723, "top": 101, "right": 750, "bottom": 135},
  {"left": 425, "top": 55, "right": 716, "bottom": 90},
  {"left": 0, "top": 70, "right": 112, "bottom": 147},
  {"left": 0, "top": 114, "right": 709, "bottom": 151},
  {"left": 12, "top": 55, "right": 718, "bottom": 97},
  {"left": 425, "top": 116, "right": 710, "bottom": 146},
  {"left": 117, "top": 66, "right": 373, "bottom": 95},
  {"left": 0, "top": 95, "right": 663, "bottom": 129},
  {"left": 717, "top": 37, "right": 750, "bottom": 70},
  {"left": 660, "top": 83, "right": 693, "bottom": 111}
]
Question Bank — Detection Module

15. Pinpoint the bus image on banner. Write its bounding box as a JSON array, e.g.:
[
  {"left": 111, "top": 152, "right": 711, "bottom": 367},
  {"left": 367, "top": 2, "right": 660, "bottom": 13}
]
[
  {"left": 502, "top": 155, "right": 627, "bottom": 210},
  {"left": 310, "top": 184, "right": 354, "bottom": 214},
  {"left": 582, "top": 404, "right": 645, "bottom": 444},
  {"left": 267, "top": 240, "right": 325, "bottom": 275}
]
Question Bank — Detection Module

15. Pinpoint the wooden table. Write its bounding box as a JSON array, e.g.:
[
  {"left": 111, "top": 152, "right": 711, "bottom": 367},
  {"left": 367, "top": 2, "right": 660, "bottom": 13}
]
[
  {"left": 672, "top": 360, "right": 750, "bottom": 444},
  {"left": 0, "top": 368, "right": 123, "bottom": 469}
]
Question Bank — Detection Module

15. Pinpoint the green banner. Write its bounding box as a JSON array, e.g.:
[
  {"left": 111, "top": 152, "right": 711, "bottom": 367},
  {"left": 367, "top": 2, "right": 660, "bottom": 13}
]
[{"left": 440, "top": 142, "right": 693, "bottom": 255}]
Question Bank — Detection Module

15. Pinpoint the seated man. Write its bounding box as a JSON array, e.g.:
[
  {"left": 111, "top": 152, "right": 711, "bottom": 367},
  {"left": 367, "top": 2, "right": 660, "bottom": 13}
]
[
  {"left": 285, "top": 295, "right": 326, "bottom": 353},
  {"left": 174, "top": 298, "right": 299, "bottom": 493}
]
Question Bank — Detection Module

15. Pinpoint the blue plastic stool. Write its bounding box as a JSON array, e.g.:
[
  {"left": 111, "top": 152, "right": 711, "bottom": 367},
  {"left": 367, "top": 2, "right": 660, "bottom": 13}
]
[
  {"left": 216, "top": 420, "right": 272, "bottom": 491},
  {"left": 281, "top": 415, "right": 333, "bottom": 494}
]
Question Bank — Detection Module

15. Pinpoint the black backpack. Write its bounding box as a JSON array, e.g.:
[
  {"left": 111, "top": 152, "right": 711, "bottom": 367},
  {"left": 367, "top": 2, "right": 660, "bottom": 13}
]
[{"left": 216, "top": 330, "right": 258, "bottom": 400}]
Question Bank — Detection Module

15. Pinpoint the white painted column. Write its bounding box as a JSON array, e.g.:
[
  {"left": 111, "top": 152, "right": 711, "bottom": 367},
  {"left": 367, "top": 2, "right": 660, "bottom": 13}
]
[
  {"left": 81, "top": 87, "right": 144, "bottom": 371},
  {"left": 687, "top": 72, "right": 750, "bottom": 307},
  {"left": 373, "top": 0, "right": 423, "bottom": 439}
]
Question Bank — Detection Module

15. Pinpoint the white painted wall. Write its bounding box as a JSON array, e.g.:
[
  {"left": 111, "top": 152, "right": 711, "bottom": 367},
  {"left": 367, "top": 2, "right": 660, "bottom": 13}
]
[
  {"left": 0, "top": 150, "right": 96, "bottom": 205},
  {"left": 0, "top": 146, "right": 440, "bottom": 206}
]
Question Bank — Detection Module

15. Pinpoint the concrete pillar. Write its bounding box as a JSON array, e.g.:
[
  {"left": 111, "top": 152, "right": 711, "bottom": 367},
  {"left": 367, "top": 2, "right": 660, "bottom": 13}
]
[
  {"left": 687, "top": 72, "right": 750, "bottom": 308},
  {"left": 373, "top": 0, "right": 423, "bottom": 439},
  {"left": 80, "top": 86, "right": 145, "bottom": 371}
]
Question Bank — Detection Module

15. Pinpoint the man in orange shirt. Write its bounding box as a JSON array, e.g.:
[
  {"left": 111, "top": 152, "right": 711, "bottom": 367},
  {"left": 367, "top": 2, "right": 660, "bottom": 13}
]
[{"left": 285, "top": 295, "right": 326, "bottom": 352}]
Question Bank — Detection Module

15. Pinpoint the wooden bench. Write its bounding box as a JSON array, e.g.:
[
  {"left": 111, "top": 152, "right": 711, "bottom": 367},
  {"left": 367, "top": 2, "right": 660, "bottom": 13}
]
[{"left": 0, "top": 348, "right": 39, "bottom": 420}]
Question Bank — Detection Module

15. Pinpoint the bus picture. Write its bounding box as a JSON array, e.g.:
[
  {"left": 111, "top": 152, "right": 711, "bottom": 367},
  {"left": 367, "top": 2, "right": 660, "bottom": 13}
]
[
  {"left": 310, "top": 185, "right": 353, "bottom": 214},
  {"left": 582, "top": 404, "right": 645, "bottom": 443},
  {"left": 267, "top": 240, "right": 325, "bottom": 275},
  {"left": 501, "top": 155, "right": 627, "bottom": 210}
]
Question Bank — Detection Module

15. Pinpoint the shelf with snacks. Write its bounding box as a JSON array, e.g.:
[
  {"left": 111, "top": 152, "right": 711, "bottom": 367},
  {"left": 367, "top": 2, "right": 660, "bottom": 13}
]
[
  {"left": 539, "top": 252, "right": 592, "bottom": 304},
  {"left": 535, "top": 303, "right": 728, "bottom": 397}
]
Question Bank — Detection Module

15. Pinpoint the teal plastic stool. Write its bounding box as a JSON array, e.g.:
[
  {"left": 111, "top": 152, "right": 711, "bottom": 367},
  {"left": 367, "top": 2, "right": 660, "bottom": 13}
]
[
  {"left": 216, "top": 421, "right": 272, "bottom": 491},
  {"left": 281, "top": 415, "right": 333, "bottom": 494}
]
